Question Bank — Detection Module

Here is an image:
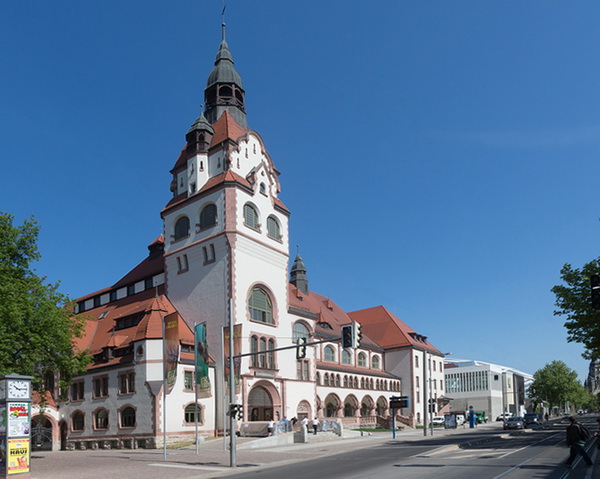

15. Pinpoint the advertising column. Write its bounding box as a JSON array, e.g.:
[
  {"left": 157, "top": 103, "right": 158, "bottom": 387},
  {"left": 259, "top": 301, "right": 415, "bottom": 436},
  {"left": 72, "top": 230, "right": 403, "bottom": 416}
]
[{"left": 0, "top": 374, "right": 32, "bottom": 479}]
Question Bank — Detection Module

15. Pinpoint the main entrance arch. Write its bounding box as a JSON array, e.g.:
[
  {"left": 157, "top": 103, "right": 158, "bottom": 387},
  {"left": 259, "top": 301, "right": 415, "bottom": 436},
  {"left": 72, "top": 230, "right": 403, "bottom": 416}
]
[{"left": 248, "top": 382, "right": 281, "bottom": 421}]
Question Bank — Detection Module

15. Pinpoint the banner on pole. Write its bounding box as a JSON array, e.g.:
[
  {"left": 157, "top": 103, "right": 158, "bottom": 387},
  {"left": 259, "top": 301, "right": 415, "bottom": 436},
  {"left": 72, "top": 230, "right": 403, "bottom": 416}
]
[
  {"left": 224, "top": 324, "right": 242, "bottom": 394},
  {"left": 195, "top": 323, "right": 212, "bottom": 398},
  {"left": 164, "top": 313, "right": 180, "bottom": 395}
]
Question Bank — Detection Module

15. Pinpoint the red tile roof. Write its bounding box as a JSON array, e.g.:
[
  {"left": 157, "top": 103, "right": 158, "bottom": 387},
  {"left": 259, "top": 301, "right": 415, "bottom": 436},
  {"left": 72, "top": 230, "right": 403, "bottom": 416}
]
[
  {"left": 348, "top": 306, "right": 442, "bottom": 355},
  {"left": 74, "top": 288, "right": 193, "bottom": 371},
  {"left": 288, "top": 285, "right": 380, "bottom": 350}
]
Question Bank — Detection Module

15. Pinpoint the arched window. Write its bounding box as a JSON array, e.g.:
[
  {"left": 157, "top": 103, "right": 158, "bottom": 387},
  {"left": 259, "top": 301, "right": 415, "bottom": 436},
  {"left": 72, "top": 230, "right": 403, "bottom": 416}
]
[
  {"left": 335, "top": 375, "right": 340, "bottom": 387},
  {"left": 249, "top": 288, "right": 273, "bottom": 324},
  {"left": 360, "top": 378, "right": 365, "bottom": 389},
  {"left": 341, "top": 350, "right": 352, "bottom": 365},
  {"left": 372, "top": 356, "right": 380, "bottom": 369},
  {"left": 95, "top": 409, "right": 108, "bottom": 430},
  {"left": 174, "top": 216, "right": 190, "bottom": 241},
  {"left": 324, "top": 373, "right": 329, "bottom": 386},
  {"left": 120, "top": 407, "right": 136, "bottom": 428},
  {"left": 293, "top": 322, "right": 310, "bottom": 343},
  {"left": 343, "top": 376, "right": 348, "bottom": 388},
  {"left": 243, "top": 203, "right": 259, "bottom": 230},
  {"left": 184, "top": 403, "right": 203, "bottom": 424},
  {"left": 344, "top": 403, "right": 353, "bottom": 417},
  {"left": 358, "top": 353, "right": 367, "bottom": 367},
  {"left": 316, "top": 372, "right": 321, "bottom": 386},
  {"left": 324, "top": 345, "right": 335, "bottom": 362},
  {"left": 72, "top": 411, "right": 84, "bottom": 432},
  {"left": 199, "top": 204, "right": 217, "bottom": 229},
  {"left": 267, "top": 216, "right": 281, "bottom": 240}
]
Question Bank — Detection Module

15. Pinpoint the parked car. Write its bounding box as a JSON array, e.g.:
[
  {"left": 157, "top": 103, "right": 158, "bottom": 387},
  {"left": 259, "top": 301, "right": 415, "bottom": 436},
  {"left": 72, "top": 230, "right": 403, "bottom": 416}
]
[
  {"left": 496, "top": 413, "right": 513, "bottom": 421},
  {"left": 503, "top": 416, "right": 525, "bottom": 430},
  {"left": 523, "top": 413, "right": 542, "bottom": 427},
  {"left": 431, "top": 416, "right": 445, "bottom": 426}
]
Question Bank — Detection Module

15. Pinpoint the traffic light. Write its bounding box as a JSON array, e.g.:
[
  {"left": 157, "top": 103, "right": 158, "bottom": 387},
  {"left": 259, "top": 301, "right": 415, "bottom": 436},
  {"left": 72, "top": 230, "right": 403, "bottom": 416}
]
[
  {"left": 591, "top": 274, "right": 600, "bottom": 311},
  {"left": 296, "top": 337, "right": 307, "bottom": 359},
  {"left": 229, "top": 404, "right": 243, "bottom": 420},
  {"left": 353, "top": 321, "right": 362, "bottom": 349},
  {"left": 428, "top": 398, "right": 435, "bottom": 413},
  {"left": 341, "top": 325, "right": 353, "bottom": 349}
]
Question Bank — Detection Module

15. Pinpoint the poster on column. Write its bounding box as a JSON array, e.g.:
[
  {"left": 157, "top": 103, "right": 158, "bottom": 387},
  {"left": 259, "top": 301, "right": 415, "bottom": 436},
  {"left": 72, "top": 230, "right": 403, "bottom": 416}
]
[
  {"left": 7, "top": 438, "right": 29, "bottom": 475},
  {"left": 7, "top": 403, "right": 30, "bottom": 438},
  {"left": 163, "top": 313, "right": 180, "bottom": 395}
]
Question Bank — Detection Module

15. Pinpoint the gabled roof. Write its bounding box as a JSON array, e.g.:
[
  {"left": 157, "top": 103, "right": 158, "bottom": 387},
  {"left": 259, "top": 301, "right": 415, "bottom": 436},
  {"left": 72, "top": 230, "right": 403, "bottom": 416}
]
[
  {"left": 75, "top": 288, "right": 193, "bottom": 371},
  {"left": 348, "top": 305, "right": 442, "bottom": 355},
  {"left": 288, "top": 284, "right": 381, "bottom": 350}
]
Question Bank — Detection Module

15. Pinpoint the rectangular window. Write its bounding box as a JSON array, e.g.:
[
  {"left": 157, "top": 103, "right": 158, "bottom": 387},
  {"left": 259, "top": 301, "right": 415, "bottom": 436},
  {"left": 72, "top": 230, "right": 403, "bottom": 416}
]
[
  {"left": 71, "top": 381, "right": 84, "bottom": 401},
  {"left": 415, "top": 355, "right": 419, "bottom": 367},
  {"left": 118, "top": 372, "right": 135, "bottom": 394},
  {"left": 93, "top": 376, "right": 109, "bottom": 398},
  {"left": 297, "top": 360, "right": 310, "bottom": 381},
  {"left": 184, "top": 371, "right": 193, "bottom": 390}
]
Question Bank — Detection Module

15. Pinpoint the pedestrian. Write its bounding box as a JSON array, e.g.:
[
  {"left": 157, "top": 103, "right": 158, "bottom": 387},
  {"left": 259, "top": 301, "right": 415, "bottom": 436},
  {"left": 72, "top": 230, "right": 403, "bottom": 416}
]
[
  {"left": 545, "top": 413, "right": 549, "bottom": 422},
  {"left": 595, "top": 417, "right": 600, "bottom": 449},
  {"left": 565, "top": 416, "right": 592, "bottom": 467},
  {"left": 312, "top": 417, "right": 319, "bottom": 435},
  {"left": 267, "top": 419, "right": 275, "bottom": 436},
  {"left": 301, "top": 417, "right": 309, "bottom": 432}
]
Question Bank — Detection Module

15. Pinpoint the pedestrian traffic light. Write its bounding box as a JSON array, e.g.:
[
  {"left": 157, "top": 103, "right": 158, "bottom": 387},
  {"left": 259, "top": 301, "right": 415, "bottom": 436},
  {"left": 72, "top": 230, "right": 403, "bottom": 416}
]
[
  {"left": 296, "top": 337, "right": 307, "bottom": 359},
  {"left": 591, "top": 274, "right": 600, "bottom": 311},
  {"left": 341, "top": 325, "right": 353, "bottom": 349},
  {"left": 229, "top": 404, "right": 243, "bottom": 420},
  {"left": 353, "top": 321, "right": 362, "bottom": 349}
]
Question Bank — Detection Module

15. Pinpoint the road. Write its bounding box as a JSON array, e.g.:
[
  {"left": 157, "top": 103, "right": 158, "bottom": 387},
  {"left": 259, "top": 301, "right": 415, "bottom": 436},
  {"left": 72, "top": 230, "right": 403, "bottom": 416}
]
[
  {"left": 224, "top": 418, "right": 600, "bottom": 479},
  {"left": 29, "top": 417, "right": 599, "bottom": 479}
]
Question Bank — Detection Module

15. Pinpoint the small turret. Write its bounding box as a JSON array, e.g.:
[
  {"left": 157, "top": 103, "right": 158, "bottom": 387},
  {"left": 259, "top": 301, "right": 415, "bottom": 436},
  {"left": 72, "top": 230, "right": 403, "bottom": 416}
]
[
  {"left": 186, "top": 113, "right": 214, "bottom": 157},
  {"left": 290, "top": 254, "right": 309, "bottom": 294}
]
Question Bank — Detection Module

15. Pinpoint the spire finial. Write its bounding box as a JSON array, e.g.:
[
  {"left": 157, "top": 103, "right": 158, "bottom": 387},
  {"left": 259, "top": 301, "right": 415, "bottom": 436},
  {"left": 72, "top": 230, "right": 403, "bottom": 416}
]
[
  {"left": 296, "top": 244, "right": 300, "bottom": 256},
  {"left": 221, "top": 2, "right": 226, "bottom": 41}
]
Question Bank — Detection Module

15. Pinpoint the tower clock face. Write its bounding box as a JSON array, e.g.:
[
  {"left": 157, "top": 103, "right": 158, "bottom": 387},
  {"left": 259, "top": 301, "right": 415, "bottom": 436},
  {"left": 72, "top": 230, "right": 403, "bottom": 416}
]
[{"left": 7, "top": 380, "right": 29, "bottom": 399}]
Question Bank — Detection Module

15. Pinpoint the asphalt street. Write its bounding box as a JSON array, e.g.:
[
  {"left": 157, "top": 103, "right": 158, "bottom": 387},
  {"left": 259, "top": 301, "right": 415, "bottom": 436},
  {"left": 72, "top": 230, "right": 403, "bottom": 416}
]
[{"left": 28, "top": 417, "right": 600, "bottom": 479}]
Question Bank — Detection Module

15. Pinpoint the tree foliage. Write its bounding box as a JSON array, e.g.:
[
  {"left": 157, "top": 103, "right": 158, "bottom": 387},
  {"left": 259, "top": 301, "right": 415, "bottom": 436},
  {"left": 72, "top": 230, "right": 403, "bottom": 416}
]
[
  {"left": 552, "top": 258, "right": 600, "bottom": 359},
  {"left": 528, "top": 360, "right": 584, "bottom": 408},
  {"left": 0, "top": 212, "right": 89, "bottom": 394}
]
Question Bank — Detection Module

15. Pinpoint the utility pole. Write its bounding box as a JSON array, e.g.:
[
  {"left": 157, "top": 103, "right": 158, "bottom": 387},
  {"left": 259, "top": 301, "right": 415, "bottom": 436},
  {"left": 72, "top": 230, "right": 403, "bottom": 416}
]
[
  {"left": 228, "top": 299, "right": 236, "bottom": 468},
  {"left": 423, "top": 349, "right": 428, "bottom": 437}
]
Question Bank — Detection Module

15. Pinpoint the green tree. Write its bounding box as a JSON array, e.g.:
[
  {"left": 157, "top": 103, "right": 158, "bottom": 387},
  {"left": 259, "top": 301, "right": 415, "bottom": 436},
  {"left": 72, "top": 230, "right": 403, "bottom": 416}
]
[
  {"left": 528, "top": 360, "right": 584, "bottom": 410},
  {"left": 0, "top": 212, "right": 89, "bottom": 396},
  {"left": 552, "top": 258, "right": 600, "bottom": 358}
]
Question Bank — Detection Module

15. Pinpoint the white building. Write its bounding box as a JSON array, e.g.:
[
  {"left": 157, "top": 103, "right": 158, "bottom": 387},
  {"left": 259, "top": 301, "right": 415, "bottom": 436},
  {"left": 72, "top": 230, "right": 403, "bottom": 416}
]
[
  {"left": 444, "top": 359, "right": 532, "bottom": 421},
  {"left": 29, "top": 28, "right": 446, "bottom": 451}
]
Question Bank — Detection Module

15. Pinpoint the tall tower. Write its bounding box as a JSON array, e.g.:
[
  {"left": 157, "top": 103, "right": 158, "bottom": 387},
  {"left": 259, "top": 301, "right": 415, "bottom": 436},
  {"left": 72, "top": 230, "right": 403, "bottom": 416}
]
[{"left": 161, "top": 30, "right": 292, "bottom": 426}]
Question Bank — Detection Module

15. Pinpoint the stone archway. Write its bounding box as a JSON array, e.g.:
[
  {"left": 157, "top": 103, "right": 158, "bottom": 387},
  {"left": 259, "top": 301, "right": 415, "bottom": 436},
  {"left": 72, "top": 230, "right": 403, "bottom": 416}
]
[
  {"left": 247, "top": 381, "right": 281, "bottom": 421},
  {"left": 324, "top": 393, "right": 342, "bottom": 418},
  {"left": 361, "top": 395, "right": 374, "bottom": 417},
  {"left": 376, "top": 396, "right": 388, "bottom": 417},
  {"left": 31, "top": 415, "right": 53, "bottom": 451},
  {"left": 343, "top": 394, "right": 359, "bottom": 418},
  {"left": 296, "top": 400, "right": 311, "bottom": 421}
]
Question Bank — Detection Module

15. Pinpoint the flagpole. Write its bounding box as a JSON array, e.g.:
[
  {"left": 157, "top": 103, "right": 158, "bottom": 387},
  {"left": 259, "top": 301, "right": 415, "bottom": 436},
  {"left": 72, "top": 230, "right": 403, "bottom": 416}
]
[
  {"left": 221, "top": 325, "right": 227, "bottom": 451},
  {"left": 162, "top": 316, "right": 167, "bottom": 461},
  {"left": 194, "top": 321, "right": 199, "bottom": 456}
]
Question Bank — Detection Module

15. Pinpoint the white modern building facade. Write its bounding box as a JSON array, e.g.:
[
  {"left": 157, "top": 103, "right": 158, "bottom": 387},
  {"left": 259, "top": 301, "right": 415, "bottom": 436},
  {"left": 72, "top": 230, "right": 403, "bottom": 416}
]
[{"left": 444, "top": 359, "right": 532, "bottom": 420}]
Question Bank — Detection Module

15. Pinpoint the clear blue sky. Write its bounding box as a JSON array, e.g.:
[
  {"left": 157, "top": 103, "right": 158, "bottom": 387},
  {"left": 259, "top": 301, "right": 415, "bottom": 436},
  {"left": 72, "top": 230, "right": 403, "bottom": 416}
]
[{"left": 3, "top": 1, "right": 600, "bottom": 382}]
